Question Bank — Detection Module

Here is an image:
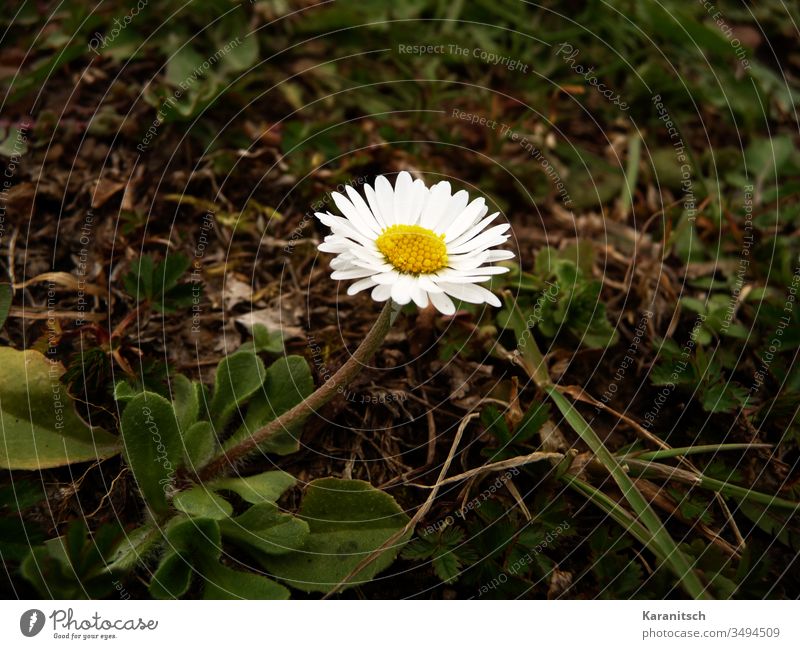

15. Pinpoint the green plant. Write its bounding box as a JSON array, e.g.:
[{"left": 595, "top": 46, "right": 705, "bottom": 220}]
[
  {"left": 19, "top": 323, "right": 410, "bottom": 599},
  {"left": 497, "top": 244, "right": 618, "bottom": 350},
  {"left": 21, "top": 520, "right": 122, "bottom": 599},
  {"left": 123, "top": 254, "right": 195, "bottom": 314},
  {"left": 0, "top": 347, "right": 120, "bottom": 470}
]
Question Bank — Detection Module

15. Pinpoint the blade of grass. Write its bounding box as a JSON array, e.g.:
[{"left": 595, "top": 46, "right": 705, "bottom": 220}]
[
  {"left": 547, "top": 386, "right": 710, "bottom": 599},
  {"left": 500, "top": 292, "right": 709, "bottom": 598},
  {"left": 623, "top": 443, "right": 772, "bottom": 462},
  {"left": 563, "top": 474, "right": 662, "bottom": 557},
  {"left": 625, "top": 459, "right": 800, "bottom": 510},
  {"left": 619, "top": 131, "right": 641, "bottom": 219}
]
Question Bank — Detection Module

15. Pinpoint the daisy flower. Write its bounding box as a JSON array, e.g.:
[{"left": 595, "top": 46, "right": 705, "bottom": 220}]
[{"left": 316, "top": 172, "right": 514, "bottom": 315}]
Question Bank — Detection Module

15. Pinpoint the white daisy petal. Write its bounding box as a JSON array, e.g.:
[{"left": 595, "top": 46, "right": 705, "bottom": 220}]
[
  {"left": 417, "top": 276, "right": 444, "bottom": 293},
  {"left": 410, "top": 286, "right": 429, "bottom": 308},
  {"left": 373, "top": 270, "right": 401, "bottom": 285},
  {"left": 374, "top": 175, "right": 396, "bottom": 225},
  {"left": 486, "top": 249, "right": 515, "bottom": 262},
  {"left": 329, "top": 256, "right": 354, "bottom": 270},
  {"left": 446, "top": 251, "right": 492, "bottom": 270},
  {"left": 434, "top": 189, "right": 469, "bottom": 232},
  {"left": 347, "top": 277, "right": 378, "bottom": 295},
  {"left": 390, "top": 276, "right": 413, "bottom": 305},
  {"left": 450, "top": 265, "right": 510, "bottom": 276},
  {"left": 447, "top": 224, "right": 511, "bottom": 254},
  {"left": 331, "top": 267, "right": 377, "bottom": 280},
  {"left": 439, "top": 281, "right": 501, "bottom": 307},
  {"left": 364, "top": 184, "right": 387, "bottom": 230},
  {"left": 345, "top": 184, "right": 382, "bottom": 234},
  {"left": 318, "top": 241, "right": 350, "bottom": 254},
  {"left": 447, "top": 211, "right": 501, "bottom": 245},
  {"left": 420, "top": 181, "right": 452, "bottom": 229},
  {"left": 429, "top": 291, "right": 456, "bottom": 316},
  {"left": 408, "top": 179, "right": 428, "bottom": 225},
  {"left": 441, "top": 275, "right": 491, "bottom": 283},
  {"left": 442, "top": 197, "right": 486, "bottom": 241},
  {"left": 393, "top": 171, "right": 414, "bottom": 224},
  {"left": 371, "top": 283, "right": 392, "bottom": 301},
  {"left": 315, "top": 212, "right": 376, "bottom": 248},
  {"left": 332, "top": 192, "right": 379, "bottom": 237}
]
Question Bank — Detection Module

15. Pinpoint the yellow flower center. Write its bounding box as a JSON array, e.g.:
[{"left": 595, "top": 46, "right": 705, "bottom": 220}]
[{"left": 375, "top": 224, "right": 448, "bottom": 275}]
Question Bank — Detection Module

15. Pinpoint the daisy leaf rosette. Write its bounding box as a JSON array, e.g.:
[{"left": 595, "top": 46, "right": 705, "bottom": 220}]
[{"left": 316, "top": 172, "right": 514, "bottom": 315}]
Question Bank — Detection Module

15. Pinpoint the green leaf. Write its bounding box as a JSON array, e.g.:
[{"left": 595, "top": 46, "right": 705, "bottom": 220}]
[
  {"left": 0, "top": 348, "right": 119, "bottom": 469},
  {"left": 700, "top": 381, "right": 747, "bottom": 414},
  {"left": 150, "top": 552, "right": 193, "bottom": 600},
  {"left": 120, "top": 392, "right": 182, "bottom": 515},
  {"left": 150, "top": 517, "right": 222, "bottom": 599},
  {"left": 124, "top": 255, "right": 154, "bottom": 302},
  {"left": 237, "top": 323, "right": 284, "bottom": 355},
  {"left": 154, "top": 254, "right": 190, "bottom": 295},
  {"left": 171, "top": 375, "right": 200, "bottom": 432},
  {"left": 432, "top": 550, "right": 461, "bottom": 584},
  {"left": 21, "top": 521, "right": 121, "bottom": 598},
  {"left": 225, "top": 356, "right": 313, "bottom": 456},
  {"left": 0, "top": 125, "right": 29, "bottom": 158},
  {"left": 220, "top": 502, "right": 310, "bottom": 556},
  {"left": 220, "top": 34, "right": 258, "bottom": 72},
  {"left": 516, "top": 401, "right": 550, "bottom": 443},
  {"left": 184, "top": 421, "right": 217, "bottom": 468},
  {"left": 261, "top": 478, "right": 411, "bottom": 593},
  {"left": 745, "top": 136, "right": 794, "bottom": 187},
  {"left": 166, "top": 516, "right": 221, "bottom": 557},
  {"left": 0, "top": 283, "right": 12, "bottom": 329},
  {"left": 0, "top": 479, "right": 44, "bottom": 511},
  {"left": 113, "top": 380, "right": 140, "bottom": 403},
  {"left": 105, "top": 524, "right": 161, "bottom": 573},
  {"left": 210, "top": 470, "right": 295, "bottom": 505},
  {"left": 165, "top": 44, "right": 205, "bottom": 87},
  {"left": 201, "top": 561, "right": 289, "bottom": 600},
  {"left": 209, "top": 352, "right": 266, "bottom": 429},
  {"left": 173, "top": 487, "right": 233, "bottom": 520}
]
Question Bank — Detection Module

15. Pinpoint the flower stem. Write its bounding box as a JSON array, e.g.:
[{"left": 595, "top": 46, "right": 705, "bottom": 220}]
[{"left": 197, "top": 299, "right": 397, "bottom": 481}]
